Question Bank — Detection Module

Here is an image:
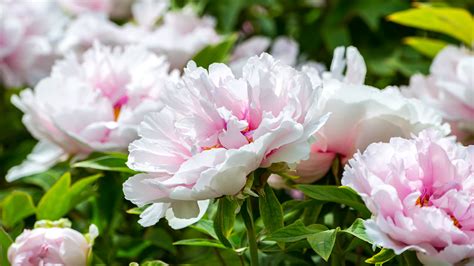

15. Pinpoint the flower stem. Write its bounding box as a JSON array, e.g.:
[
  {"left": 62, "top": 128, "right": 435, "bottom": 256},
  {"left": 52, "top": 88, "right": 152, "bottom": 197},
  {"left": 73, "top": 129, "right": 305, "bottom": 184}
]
[{"left": 241, "top": 198, "right": 259, "bottom": 266}]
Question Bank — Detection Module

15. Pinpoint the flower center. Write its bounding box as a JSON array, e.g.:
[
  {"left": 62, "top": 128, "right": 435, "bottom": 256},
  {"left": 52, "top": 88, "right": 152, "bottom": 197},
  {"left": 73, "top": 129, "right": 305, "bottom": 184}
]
[
  {"left": 449, "top": 213, "right": 462, "bottom": 229},
  {"left": 415, "top": 191, "right": 431, "bottom": 207}
]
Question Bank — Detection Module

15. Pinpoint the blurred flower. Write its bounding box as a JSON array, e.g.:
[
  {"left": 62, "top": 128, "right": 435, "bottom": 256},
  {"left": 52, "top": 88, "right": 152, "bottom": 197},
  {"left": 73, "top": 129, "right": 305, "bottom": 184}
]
[
  {"left": 8, "top": 219, "right": 98, "bottom": 266},
  {"left": 229, "top": 36, "right": 299, "bottom": 76},
  {"left": 342, "top": 129, "right": 474, "bottom": 265},
  {"left": 402, "top": 46, "right": 474, "bottom": 144},
  {"left": 7, "top": 44, "right": 176, "bottom": 182},
  {"left": 0, "top": 0, "right": 67, "bottom": 88},
  {"left": 286, "top": 47, "right": 449, "bottom": 184},
  {"left": 57, "top": 0, "right": 112, "bottom": 16},
  {"left": 123, "top": 53, "right": 329, "bottom": 229}
]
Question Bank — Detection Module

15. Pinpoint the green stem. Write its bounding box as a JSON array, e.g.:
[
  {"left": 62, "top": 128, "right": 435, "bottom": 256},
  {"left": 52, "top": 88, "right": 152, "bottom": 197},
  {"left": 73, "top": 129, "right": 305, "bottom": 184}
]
[{"left": 241, "top": 198, "right": 259, "bottom": 266}]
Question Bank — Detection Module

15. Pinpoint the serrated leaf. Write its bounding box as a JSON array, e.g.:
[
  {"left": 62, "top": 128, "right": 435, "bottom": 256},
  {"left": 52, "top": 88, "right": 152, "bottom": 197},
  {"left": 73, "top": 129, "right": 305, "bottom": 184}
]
[
  {"left": 173, "top": 238, "right": 227, "bottom": 249},
  {"left": 214, "top": 196, "right": 239, "bottom": 248},
  {"left": 344, "top": 218, "right": 372, "bottom": 244},
  {"left": 259, "top": 184, "right": 284, "bottom": 234},
  {"left": 0, "top": 227, "right": 12, "bottom": 266},
  {"left": 296, "top": 185, "right": 371, "bottom": 217},
  {"left": 73, "top": 154, "right": 136, "bottom": 173},
  {"left": 192, "top": 34, "right": 238, "bottom": 68},
  {"left": 365, "top": 248, "right": 396, "bottom": 264},
  {"left": 403, "top": 37, "right": 448, "bottom": 58},
  {"left": 307, "top": 229, "right": 338, "bottom": 261},
  {"left": 388, "top": 7, "right": 474, "bottom": 45},
  {"left": 265, "top": 220, "right": 327, "bottom": 242},
  {"left": 2, "top": 191, "right": 36, "bottom": 227}
]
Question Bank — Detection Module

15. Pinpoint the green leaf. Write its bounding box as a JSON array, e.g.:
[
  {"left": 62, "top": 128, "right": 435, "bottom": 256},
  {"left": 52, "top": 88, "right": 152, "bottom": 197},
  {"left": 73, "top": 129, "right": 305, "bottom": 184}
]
[
  {"left": 388, "top": 6, "right": 474, "bottom": 45},
  {"left": 258, "top": 184, "right": 284, "bottom": 234},
  {"left": 307, "top": 229, "right": 338, "bottom": 262},
  {"left": 365, "top": 248, "right": 396, "bottom": 264},
  {"left": 2, "top": 191, "right": 36, "bottom": 227},
  {"left": 36, "top": 172, "right": 71, "bottom": 220},
  {"left": 265, "top": 220, "right": 327, "bottom": 243},
  {"left": 191, "top": 219, "right": 218, "bottom": 240},
  {"left": 213, "top": 196, "right": 239, "bottom": 248},
  {"left": 142, "top": 261, "right": 168, "bottom": 266},
  {"left": 68, "top": 174, "right": 102, "bottom": 207},
  {"left": 0, "top": 227, "right": 13, "bottom": 266},
  {"left": 403, "top": 37, "right": 448, "bottom": 58},
  {"left": 296, "top": 185, "right": 371, "bottom": 217},
  {"left": 192, "top": 34, "right": 238, "bottom": 68},
  {"left": 73, "top": 154, "right": 136, "bottom": 174},
  {"left": 343, "top": 218, "right": 372, "bottom": 244},
  {"left": 173, "top": 238, "right": 227, "bottom": 249}
]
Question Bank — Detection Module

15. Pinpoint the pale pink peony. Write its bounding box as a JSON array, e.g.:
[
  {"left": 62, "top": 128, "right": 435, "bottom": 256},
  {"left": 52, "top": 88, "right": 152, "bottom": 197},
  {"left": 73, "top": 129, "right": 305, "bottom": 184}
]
[
  {"left": 123, "top": 53, "right": 329, "bottom": 229},
  {"left": 0, "top": 0, "right": 67, "bottom": 88},
  {"left": 402, "top": 46, "right": 474, "bottom": 143},
  {"left": 7, "top": 44, "right": 176, "bottom": 181},
  {"left": 342, "top": 129, "right": 474, "bottom": 265},
  {"left": 8, "top": 221, "right": 98, "bottom": 266},
  {"left": 290, "top": 47, "right": 449, "bottom": 183}
]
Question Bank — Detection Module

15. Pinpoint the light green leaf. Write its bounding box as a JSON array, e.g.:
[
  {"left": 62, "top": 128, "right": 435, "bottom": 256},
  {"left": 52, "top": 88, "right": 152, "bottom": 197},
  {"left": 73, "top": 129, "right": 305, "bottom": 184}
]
[
  {"left": 173, "top": 238, "right": 227, "bottom": 249},
  {"left": 141, "top": 261, "right": 168, "bottom": 266},
  {"left": 265, "top": 220, "right": 327, "bottom": 243},
  {"left": 36, "top": 172, "right": 71, "bottom": 220},
  {"left": 73, "top": 154, "right": 136, "bottom": 174},
  {"left": 296, "top": 185, "right": 371, "bottom": 217},
  {"left": 213, "top": 196, "right": 239, "bottom": 248},
  {"left": 192, "top": 34, "right": 238, "bottom": 68},
  {"left": 2, "top": 191, "right": 36, "bottom": 227},
  {"left": 388, "top": 7, "right": 474, "bottom": 45},
  {"left": 307, "top": 229, "right": 338, "bottom": 261},
  {"left": 365, "top": 248, "right": 396, "bottom": 264},
  {"left": 0, "top": 227, "right": 12, "bottom": 266},
  {"left": 344, "top": 218, "right": 372, "bottom": 244},
  {"left": 404, "top": 37, "right": 448, "bottom": 58},
  {"left": 259, "top": 184, "right": 284, "bottom": 234},
  {"left": 68, "top": 174, "right": 102, "bottom": 207}
]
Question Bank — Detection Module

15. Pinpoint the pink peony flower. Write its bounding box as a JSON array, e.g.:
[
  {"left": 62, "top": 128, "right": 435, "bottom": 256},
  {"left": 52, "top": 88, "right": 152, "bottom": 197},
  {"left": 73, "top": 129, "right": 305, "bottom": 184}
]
[
  {"left": 8, "top": 220, "right": 98, "bottom": 266},
  {"left": 342, "top": 129, "right": 474, "bottom": 265},
  {"left": 402, "top": 46, "right": 474, "bottom": 143},
  {"left": 7, "top": 44, "right": 176, "bottom": 181},
  {"left": 123, "top": 53, "right": 329, "bottom": 229},
  {"left": 291, "top": 47, "right": 449, "bottom": 183},
  {"left": 57, "top": 0, "right": 112, "bottom": 16},
  {"left": 0, "top": 0, "right": 67, "bottom": 88}
]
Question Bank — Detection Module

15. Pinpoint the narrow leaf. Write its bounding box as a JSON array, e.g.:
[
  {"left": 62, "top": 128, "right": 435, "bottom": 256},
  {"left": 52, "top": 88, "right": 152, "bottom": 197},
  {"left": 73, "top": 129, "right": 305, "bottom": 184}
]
[
  {"left": 307, "top": 229, "right": 338, "bottom": 261},
  {"left": 2, "top": 191, "right": 36, "bottom": 227},
  {"left": 296, "top": 185, "right": 370, "bottom": 217},
  {"left": 73, "top": 154, "right": 136, "bottom": 173},
  {"left": 173, "top": 238, "right": 227, "bottom": 249},
  {"left": 213, "top": 197, "right": 238, "bottom": 248},
  {"left": 68, "top": 174, "right": 102, "bottom": 207},
  {"left": 265, "top": 220, "right": 327, "bottom": 243},
  {"left": 365, "top": 248, "right": 396, "bottom": 264},
  {"left": 259, "top": 184, "right": 284, "bottom": 233}
]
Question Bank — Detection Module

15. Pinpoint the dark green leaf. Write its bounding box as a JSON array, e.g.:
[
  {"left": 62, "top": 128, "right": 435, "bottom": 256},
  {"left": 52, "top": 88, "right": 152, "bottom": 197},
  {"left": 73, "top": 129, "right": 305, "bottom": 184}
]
[
  {"left": 191, "top": 219, "right": 218, "bottom": 240},
  {"left": 73, "top": 154, "right": 136, "bottom": 173},
  {"left": 265, "top": 220, "right": 327, "bottom": 242},
  {"left": 365, "top": 248, "right": 396, "bottom": 264},
  {"left": 213, "top": 196, "right": 239, "bottom": 248},
  {"left": 2, "top": 191, "right": 36, "bottom": 227},
  {"left": 344, "top": 218, "right": 372, "bottom": 244},
  {"left": 0, "top": 227, "right": 12, "bottom": 266},
  {"left": 192, "top": 34, "right": 238, "bottom": 68},
  {"left": 68, "top": 173, "right": 102, "bottom": 207},
  {"left": 307, "top": 229, "right": 338, "bottom": 261},
  {"left": 173, "top": 238, "right": 227, "bottom": 249},
  {"left": 259, "top": 184, "right": 284, "bottom": 234},
  {"left": 296, "top": 185, "right": 370, "bottom": 217}
]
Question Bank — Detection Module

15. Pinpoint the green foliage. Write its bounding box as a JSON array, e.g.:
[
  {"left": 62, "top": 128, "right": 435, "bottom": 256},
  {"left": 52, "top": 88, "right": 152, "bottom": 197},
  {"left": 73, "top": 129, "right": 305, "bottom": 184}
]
[
  {"left": 365, "top": 248, "right": 396, "bottom": 265},
  {"left": 403, "top": 37, "right": 448, "bottom": 58},
  {"left": 258, "top": 184, "right": 284, "bottom": 234},
  {"left": 307, "top": 228, "right": 339, "bottom": 261},
  {"left": 173, "top": 238, "right": 227, "bottom": 249},
  {"left": 192, "top": 34, "right": 238, "bottom": 68},
  {"left": 343, "top": 218, "right": 372, "bottom": 244},
  {"left": 0, "top": 227, "right": 12, "bottom": 266},
  {"left": 1, "top": 191, "right": 35, "bottom": 228},
  {"left": 73, "top": 153, "right": 136, "bottom": 174},
  {"left": 265, "top": 220, "right": 327, "bottom": 243},
  {"left": 213, "top": 196, "right": 239, "bottom": 248}
]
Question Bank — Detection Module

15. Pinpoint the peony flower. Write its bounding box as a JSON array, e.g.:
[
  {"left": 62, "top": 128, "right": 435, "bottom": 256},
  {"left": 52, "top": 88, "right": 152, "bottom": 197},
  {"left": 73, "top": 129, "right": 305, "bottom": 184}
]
[
  {"left": 402, "top": 46, "right": 474, "bottom": 143},
  {"left": 229, "top": 36, "right": 299, "bottom": 77},
  {"left": 288, "top": 47, "right": 449, "bottom": 183},
  {"left": 8, "top": 219, "right": 98, "bottom": 266},
  {"left": 342, "top": 129, "right": 474, "bottom": 265},
  {"left": 140, "top": 6, "right": 221, "bottom": 69},
  {"left": 123, "top": 53, "right": 329, "bottom": 229},
  {"left": 7, "top": 44, "right": 176, "bottom": 182},
  {"left": 0, "top": 0, "right": 67, "bottom": 88}
]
